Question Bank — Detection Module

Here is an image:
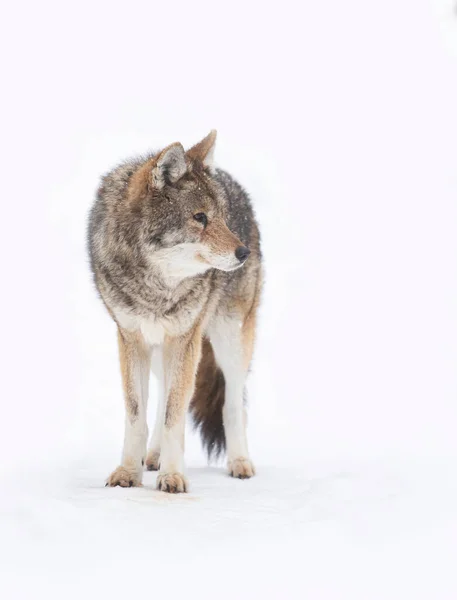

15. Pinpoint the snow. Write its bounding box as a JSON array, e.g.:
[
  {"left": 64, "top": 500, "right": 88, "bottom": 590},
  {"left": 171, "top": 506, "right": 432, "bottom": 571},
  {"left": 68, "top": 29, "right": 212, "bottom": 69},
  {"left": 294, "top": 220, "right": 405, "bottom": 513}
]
[
  {"left": 1, "top": 0, "right": 457, "bottom": 598},
  {"left": 3, "top": 458, "right": 457, "bottom": 599}
]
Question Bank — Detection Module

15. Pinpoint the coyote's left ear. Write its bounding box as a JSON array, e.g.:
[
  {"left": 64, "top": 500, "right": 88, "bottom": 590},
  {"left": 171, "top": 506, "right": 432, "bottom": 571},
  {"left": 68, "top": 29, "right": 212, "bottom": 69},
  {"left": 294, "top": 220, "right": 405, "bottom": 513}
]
[
  {"left": 186, "top": 130, "right": 217, "bottom": 168},
  {"left": 151, "top": 142, "right": 187, "bottom": 189}
]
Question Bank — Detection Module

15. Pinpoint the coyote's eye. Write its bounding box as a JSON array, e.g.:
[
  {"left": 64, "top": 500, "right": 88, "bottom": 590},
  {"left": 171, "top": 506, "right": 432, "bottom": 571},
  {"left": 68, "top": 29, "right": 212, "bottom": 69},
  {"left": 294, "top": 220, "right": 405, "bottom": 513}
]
[{"left": 193, "top": 212, "right": 208, "bottom": 227}]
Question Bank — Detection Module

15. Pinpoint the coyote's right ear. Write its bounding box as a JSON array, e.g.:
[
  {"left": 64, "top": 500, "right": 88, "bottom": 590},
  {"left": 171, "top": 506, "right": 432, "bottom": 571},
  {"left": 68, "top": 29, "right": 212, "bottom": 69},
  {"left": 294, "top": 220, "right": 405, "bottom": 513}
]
[
  {"left": 186, "top": 130, "right": 217, "bottom": 168},
  {"left": 151, "top": 143, "right": 187, "bottom": 189}
]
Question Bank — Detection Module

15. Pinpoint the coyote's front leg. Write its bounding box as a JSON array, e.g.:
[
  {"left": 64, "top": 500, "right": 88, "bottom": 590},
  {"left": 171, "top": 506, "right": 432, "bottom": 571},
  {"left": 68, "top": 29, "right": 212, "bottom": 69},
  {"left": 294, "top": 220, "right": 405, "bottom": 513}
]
[
  {"left": 157, "top": 327, "right": 202, "bottom": 493},
  {"left": 106, "top": 328, "right": 151, "bottom": 487}
]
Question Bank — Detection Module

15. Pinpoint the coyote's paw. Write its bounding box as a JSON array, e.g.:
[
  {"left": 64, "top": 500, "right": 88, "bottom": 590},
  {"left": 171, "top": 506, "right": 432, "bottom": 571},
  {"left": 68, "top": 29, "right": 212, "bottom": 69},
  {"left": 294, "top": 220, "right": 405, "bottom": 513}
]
[
  {"left": 145, "top": 450, "right": 160, "bottom": 471},
  {"left": 106, "top": 466, "right": 142, "bottom": 488},
  {"left": 228, "top": 458, "right": 256, "bottom": 479},
  {"left": 157, "top": 472, "right": 188, "bottom": 494}
]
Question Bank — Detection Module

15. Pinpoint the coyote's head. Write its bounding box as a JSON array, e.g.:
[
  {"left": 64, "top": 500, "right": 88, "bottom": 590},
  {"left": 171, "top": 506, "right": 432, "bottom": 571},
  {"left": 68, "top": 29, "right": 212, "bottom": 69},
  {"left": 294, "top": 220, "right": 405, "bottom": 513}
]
[{"left": 125, "top": 131, "right": 250, "bottom": 281}]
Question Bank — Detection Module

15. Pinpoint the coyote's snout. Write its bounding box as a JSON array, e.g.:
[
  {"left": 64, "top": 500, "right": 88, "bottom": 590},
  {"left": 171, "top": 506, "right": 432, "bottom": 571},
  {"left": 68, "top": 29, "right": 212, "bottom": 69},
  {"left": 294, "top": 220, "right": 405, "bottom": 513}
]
[
  {"left": 198, "top": 217, "right": 250, "bottom": 272},
  {"left": 88, "top": 130, "right": 262, "bottom": 494}
]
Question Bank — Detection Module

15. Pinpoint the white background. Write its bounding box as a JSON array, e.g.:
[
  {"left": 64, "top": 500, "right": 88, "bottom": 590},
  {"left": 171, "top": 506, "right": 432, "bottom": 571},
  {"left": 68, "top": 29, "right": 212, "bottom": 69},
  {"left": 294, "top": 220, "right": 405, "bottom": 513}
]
[{"left": 1, "top": 1, "right": 457, "bottom": 598}]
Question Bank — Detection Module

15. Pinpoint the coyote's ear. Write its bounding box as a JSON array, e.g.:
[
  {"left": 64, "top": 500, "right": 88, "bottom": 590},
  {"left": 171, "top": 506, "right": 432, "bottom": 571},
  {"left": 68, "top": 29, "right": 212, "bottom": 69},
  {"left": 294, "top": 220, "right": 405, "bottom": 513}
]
[
  {"left": 186, "top": 130, "right": 217, "bottom": 168},
  {"left": 151, "top": 142, "right": 187, "bottom": 189}
]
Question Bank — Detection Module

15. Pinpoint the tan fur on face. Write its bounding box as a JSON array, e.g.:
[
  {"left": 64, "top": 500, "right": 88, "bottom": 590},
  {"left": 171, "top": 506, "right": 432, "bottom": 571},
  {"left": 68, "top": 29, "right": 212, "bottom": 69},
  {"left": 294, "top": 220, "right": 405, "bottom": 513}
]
[{"left": 202, "top": 218, "right": 242, "bottom": 256}]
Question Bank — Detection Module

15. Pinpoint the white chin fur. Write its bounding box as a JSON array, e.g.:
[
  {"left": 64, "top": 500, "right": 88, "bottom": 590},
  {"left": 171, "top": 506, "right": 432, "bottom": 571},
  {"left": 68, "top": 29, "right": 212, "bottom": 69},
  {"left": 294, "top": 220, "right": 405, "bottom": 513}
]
[
  {"left": 213, "top": 261, "right": 244, "bottom": 272},
  {"left": 151, "top": 243, "right": 241, "bottom": 281},
  {"left": 151, "top": 243, "right": 210, "bottom": 281},
  {"left": 200, "top": 251, "right": 240, "bottom": 272}
]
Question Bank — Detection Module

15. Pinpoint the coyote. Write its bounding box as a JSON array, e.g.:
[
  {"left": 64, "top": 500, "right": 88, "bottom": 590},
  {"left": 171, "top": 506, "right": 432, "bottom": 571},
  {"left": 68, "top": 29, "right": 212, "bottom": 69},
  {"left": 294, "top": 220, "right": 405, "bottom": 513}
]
[{"left": 88, "top": 131, "right": 262, "bottom": 493}]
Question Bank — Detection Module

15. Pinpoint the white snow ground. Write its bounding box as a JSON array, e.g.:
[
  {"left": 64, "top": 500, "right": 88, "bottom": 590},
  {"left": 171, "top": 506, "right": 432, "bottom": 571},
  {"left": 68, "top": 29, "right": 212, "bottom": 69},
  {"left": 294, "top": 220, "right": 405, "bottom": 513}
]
[
  {"left": 2, "top": 458, "right": 457, "bottom": 599},
  {"left": 1, "top": 1, "right": 457, "bottom": 598}
]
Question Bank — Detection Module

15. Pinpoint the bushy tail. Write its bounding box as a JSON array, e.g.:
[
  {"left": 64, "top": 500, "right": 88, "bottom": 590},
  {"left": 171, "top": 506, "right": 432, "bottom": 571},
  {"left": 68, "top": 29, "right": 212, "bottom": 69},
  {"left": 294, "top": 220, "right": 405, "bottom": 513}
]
[{"left": 189, "top": 337, "right": 226, "bottom": 460}]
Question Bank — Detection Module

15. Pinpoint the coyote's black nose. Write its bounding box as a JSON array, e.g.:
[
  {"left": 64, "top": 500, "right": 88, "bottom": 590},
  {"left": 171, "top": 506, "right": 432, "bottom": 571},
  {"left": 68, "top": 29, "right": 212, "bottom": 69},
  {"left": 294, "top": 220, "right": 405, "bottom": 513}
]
[{"left": 235, "top": 246, "right": 250, "bottom": 263}]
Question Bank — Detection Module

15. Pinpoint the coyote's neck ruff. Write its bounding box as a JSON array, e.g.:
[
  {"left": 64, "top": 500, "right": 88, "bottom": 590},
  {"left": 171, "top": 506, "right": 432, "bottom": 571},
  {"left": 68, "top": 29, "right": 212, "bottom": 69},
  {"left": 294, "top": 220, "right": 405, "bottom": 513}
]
[{"left": 88, "top": 131, "right": 262, "bottom": 493}]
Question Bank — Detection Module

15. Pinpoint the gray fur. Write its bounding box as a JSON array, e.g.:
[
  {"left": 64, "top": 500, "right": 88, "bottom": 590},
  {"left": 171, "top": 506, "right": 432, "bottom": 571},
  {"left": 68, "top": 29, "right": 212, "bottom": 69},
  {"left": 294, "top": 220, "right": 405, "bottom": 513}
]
[
  {"left": 87, "top": 154, "right": 262, "bottom": 326},
  {"left": 87, "top": 134, "right": 263, "bottom": 470}
]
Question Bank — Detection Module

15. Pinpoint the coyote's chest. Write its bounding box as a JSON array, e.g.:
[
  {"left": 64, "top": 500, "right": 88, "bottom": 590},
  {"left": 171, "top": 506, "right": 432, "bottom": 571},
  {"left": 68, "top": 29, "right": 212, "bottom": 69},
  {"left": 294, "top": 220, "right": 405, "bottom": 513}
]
[
  {"left": 112, "top": 295, "right": 205, "bottom": 344},
  {"left": 105, "top": 270, "right": 215, "bottom": 343}
]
